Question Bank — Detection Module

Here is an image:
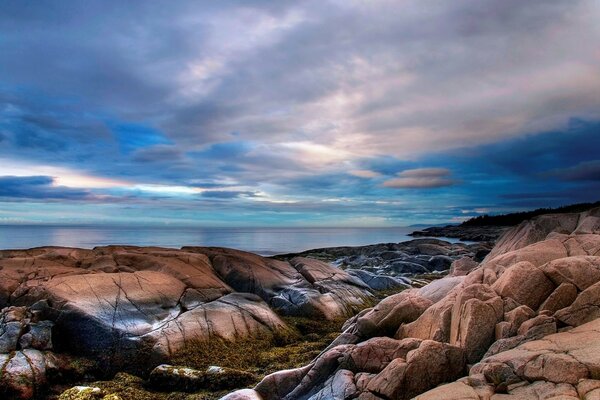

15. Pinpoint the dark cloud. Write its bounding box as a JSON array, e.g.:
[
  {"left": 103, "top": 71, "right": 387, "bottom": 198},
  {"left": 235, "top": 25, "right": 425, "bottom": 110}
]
[
  {"left": 0, "top": 176, "right": 92, "bottom": 200},
  {"left": 548, "top": 160, "right": 600, "bottom": 182},
  {"left": 200, "top": 191, "right": 258, "bottom": 199},
  {"left": 383, "top": 168, "right": 457, "bottom": 189}
]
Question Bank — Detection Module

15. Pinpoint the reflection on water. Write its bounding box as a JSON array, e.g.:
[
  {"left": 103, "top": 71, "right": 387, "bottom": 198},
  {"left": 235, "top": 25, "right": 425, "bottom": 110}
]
[{"left": 0, "top": 225, "right": 426, "bottom": 255}]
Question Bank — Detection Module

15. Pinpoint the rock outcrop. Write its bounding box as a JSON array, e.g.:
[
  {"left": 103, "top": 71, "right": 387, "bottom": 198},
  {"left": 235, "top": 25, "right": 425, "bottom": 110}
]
[
  {"left": 0, "top": 246, "right": 374, "bottom": 398},
  {"left": 224, "top": 207, "right": 600, "bottom": 399}
]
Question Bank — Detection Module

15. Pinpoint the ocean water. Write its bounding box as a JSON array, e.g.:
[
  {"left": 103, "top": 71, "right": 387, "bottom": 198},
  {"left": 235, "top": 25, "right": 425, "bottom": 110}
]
[{"left": 0, "top": 225, "right": 433, "bottom": 255}]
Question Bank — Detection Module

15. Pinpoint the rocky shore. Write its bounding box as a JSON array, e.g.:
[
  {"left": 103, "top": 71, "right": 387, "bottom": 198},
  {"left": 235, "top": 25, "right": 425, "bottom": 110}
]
[
  {"left": 224, "top": 206, "right": 600, "bottom": 400},
  {"left": 2, "top": 207, "right": 600, "bottom": 399},
  {"left": 0, "top": 236, "right": 486, "bottom": 399}
]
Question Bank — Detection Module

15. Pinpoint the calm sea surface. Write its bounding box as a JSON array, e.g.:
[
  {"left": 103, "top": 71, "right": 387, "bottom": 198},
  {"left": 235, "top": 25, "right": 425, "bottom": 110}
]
[{"left": 0, "top": 225, "right": 439, "bottom": 255}]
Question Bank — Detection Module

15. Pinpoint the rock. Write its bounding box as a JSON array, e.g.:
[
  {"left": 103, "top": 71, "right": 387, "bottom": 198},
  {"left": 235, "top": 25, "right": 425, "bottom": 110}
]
[
  {"left": 495, "top": 321, "right": 512, "bottom": 340},
  {"left": 517, "top": 315, "right": 556, "bottom": 336},
  {"left": 21, "top": 321, "right": 53, "bottom": 350},
  {"left": 341, "top": 337, "right": 421, "bottom": 373},
  {"left": 355, "top": 290, "right": 432, "bottom": 337},
  {"left": 413, "top": 381, "right": 481, "bottom": 399},
  {"left": 306, "top": 369, "right": 357, "bottom": 400},
  {"left": 449, "top": 284, "right": 503, "bottom": 363},
  {"left": 539, "top": 283, "right": 578, "bottom": 314},
  {"left": 148, "top": 364, "right": 256, "bottom": 392},
  {"left": 255, "top": 366, "right": 312, "bottom": 400},
  {"left": 486, "top": 213, "right": 581, "bottom": 260},
  {"left": 366, "top": 340, "right": 465, "bottom": 400},
  {"left": 504, "top": 305, "right": 536, "bottom": 336},
  {"left": 0, "top": 321, "right": 23, "bottom": 353},
  {"left": 449, "top": 257, "right": 479, "bottom": 277},
  {"left": 0, "top": 245, "right": 376, "bottom": 373},
  {"left": 397, "top": 284, "right": 462, "bottom": 342},
  {"left": 220, "top": 389, "right": 264, "bottom": 400},
  {"left": 0, "top": 349, "right": 47, "bottom": 400},
  {"left": 485, "top": 238, "right": 569, "bottom": 272},
  {"left": 418, "top": 276, "right": 465, "bottom": 303},
  {"left": 491, "top": 261, "right": 555, "bottom": 309},
  {"left": 523, "top": 353, "right": 588, "bottom": 385},
  {"left": 541, "top": 256, "right": 600, "bottom": 291},
  {"left": 555, "top": 281, "right": 600, "bottom": 327},
  {"left": 346, "top": 269, "right": 409, "bottom": 291},
  {"left": 578, "top": 380, "right": 600, "bottom": 398},
  {"left": 428, "top": 255, "right": 454, "bottom": 271}
]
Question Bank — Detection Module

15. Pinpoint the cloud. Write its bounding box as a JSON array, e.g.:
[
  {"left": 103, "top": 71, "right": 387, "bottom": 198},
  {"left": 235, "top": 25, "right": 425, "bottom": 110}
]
[
  {"left": 548, "top": 160, "right": 600, "bottom": 182},
  {"left": 0, "top": 176, "right": 93, "bottom": 200},
  {"left": 349, "top": 169, "right": 381, "bottom": 178},
  {"left": 383, "top": 168, "right": 457, "bottom": 189},
  {"left": 200, "top": 190, "right": 258, "bottom": 199},
  {"left": 0, "top": 1, "right": 599, "bottom": 225}
]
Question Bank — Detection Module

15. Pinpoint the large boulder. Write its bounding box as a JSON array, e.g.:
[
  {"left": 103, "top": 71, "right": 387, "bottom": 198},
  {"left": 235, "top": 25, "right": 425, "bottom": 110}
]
[
  {"left": 541, "top": 256, "right": 600, "bottom": 291},
  {"left": 449, "top": 284, "right": 503, "bottom": 363},
  {"left": 491, "top": 261, "right": 555, "bottom": 309}
]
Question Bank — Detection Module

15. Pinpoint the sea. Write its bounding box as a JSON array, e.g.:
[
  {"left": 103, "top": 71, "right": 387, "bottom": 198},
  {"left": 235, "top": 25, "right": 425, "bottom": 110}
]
[{"left": 0, "top": 225, "right": 445, "bottom": 256}]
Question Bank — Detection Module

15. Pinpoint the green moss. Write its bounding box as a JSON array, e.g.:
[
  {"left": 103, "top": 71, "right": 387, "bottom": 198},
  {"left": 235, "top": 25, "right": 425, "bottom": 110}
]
[
  {"left": 76, "top": 373, "right": 224, "bottom": 400},
  {"left": 58, "top": 386, "right": 104, "bottom": 400}
]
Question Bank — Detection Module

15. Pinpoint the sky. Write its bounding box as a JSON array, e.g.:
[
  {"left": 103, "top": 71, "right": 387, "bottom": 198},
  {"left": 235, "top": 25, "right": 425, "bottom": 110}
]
[{"left": 0, "top": 0, "right": 599, "bottom": 227}]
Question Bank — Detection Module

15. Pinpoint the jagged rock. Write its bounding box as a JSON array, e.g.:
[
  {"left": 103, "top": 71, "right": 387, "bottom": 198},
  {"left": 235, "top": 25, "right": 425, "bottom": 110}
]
[
  {"left": 486, "top": 211, "right": 591, "bottom": 259},
  {"left": 226, "top": 208, "right": 600, "bottom": 400}
]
